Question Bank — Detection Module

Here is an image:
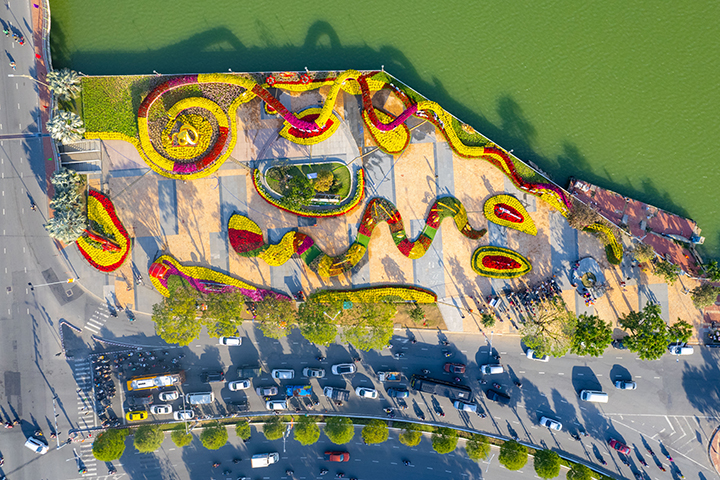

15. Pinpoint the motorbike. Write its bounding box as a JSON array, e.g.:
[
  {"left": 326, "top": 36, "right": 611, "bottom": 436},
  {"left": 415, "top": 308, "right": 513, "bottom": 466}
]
[
  {"left": 514, "top": 381, "right": 522, "bottom": 388},
  {"left": 442, "top": 350, "right": 453, "bottom": 358},
  {"left": 492, "top": 382, "right": 502, "bottom": 389},
  {"left": 393, "top": 353, "right": 405, "bottom": 359},
  {"left": 421, "top": 369, "right": 431, "bottom": 375},
  {"left": 320, "top": 469, "right": 329, "bottom": 476}
]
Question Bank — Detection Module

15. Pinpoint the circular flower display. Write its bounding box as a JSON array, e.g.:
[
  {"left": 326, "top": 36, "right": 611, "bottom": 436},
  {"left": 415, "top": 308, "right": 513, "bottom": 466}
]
[
  {"left": 76, "top": 191, "right": 131, "bottom": 272},
  {"left": 471, "top": 246, "right": 532, "bottom": 279}
]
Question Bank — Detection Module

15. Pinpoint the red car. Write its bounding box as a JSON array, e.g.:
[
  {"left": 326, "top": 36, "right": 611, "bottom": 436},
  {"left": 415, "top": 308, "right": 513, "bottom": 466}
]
[
  {"left": 444, "top": 363, "right": 466, "bottom": 374},
  {"left": 608, "top": 439, "right": 631, "bottom": 455},
  {"left": 324, "top": 451, "right": 350, "bottom": 462}
]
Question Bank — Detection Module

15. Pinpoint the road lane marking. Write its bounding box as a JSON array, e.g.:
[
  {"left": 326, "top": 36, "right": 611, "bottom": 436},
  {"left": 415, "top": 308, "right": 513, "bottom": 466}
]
[
  {"left": 558, "top": 372, "right": 564, "bottom": 375},
  {"left": 17, "top": 103, "right": 20, "bottom": 109}
]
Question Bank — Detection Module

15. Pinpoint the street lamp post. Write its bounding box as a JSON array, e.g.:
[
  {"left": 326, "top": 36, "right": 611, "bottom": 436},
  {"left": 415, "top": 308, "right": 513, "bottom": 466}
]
[
  {"left": 28, "top": 278, "right": 75, "bottom": 291},
  {"left": 7, "top": 73, "right": 51, "bottom": 88}
]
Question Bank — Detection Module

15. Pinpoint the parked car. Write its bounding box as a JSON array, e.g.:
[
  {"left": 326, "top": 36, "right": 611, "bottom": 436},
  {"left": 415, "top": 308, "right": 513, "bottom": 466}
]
[
  {"left": 24, "top": 436, "right": 49, "bottom": 454},
  {"left": 202, "top": 370, "right": 225, "bottom": 383},
  {"left": 539, "top": 416, "right": 562, "bottom": 431},
  {"left": 229, "top": 379, "right": 252, "bottom": 391},
  {"left": 485, "top": 389, "right": 510, "bottom": 405},
  {"left": 324, "top": 451, "right": 350, "bottom": 462},
  {"left": 158, "top": 390, "right": 179, "bottom": 402},
  {"left": 127, "top": 394, "right": 153, "bottom": 407},
  {"left": 480, "top": 365, "right": 504, "bottom": 375},
  {"left": 453, "top": 400, "right": 477, "bottom": 413},
  {"left": 256, "top": 386, "right": 279, "bottom": 397},
  {"left": 302, "top": 367, "right": 326, "bottom": 378},
  {"left": 218, "top": 336, "right": 242, "bottom": 346},
  {"left": 265, "top": 400, "right": 288, "bottom": 411},
  {"left": 614, "top": 380, "right": 637, "bottom": 390},
  {"left": 668, "top": 343, "right": 694, "bottom": 356},
  {"left": 526, "top": 349, "right": 550, "bottom": 362},
  {"left": 331, "top": 364, "right": 356, "bottom": 375},
  {"left": 611, "top": 339, "right": 628, "bottom": 350},
  {"left": 173, "top": 410, "right": 195, "bottom": 421},
  {"left": 355, "top": 387, "right": 378, "bottom": 399},
  {"left": 444, "top": 363, "right": 466, "bottom": 374},
  {"left": 608, "top": 439, "right": 631, "bottom": 455},
  {"left": 149, "top": 404, "right": 173, "bottom": 415},
  {"left": 271, "top": 369, "right": 295, "bottom": 380},
  {"left": 125, "top": 410, "right": 148, "bottom": 422},
  {"left": 387, "top": 387, "right": 409, "bottom": 398}
]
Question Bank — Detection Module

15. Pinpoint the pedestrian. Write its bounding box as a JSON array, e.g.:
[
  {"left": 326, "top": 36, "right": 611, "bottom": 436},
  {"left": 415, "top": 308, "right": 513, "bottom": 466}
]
[
  {"left": 3, "top": 28, "right": 8, "bottom": 36},
  {"left": 9, "top": 61, "right": 16, "bottom": 70}
]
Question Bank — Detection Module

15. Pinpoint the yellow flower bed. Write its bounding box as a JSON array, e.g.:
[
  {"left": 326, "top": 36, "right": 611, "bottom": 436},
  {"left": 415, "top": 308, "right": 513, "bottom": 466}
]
[
  {"left": 362, "top": 108, "right": 410, "bottom": 154},
  {"left": 228, "top": 214, "right": 263, "bottom": 236},
  {"left": 585, "top": 223, "right": 624, "bottom": 262},
  {"left": 258, "top": 231, "right": 296, "bottom": 266},
  {"left": 483, "top": 194, "right": 537, "bottom": 236},
  {"left": 161, "top": 113, "right": 213, "bottom": 160},
  {"left": 278, "top": 108, "right": 341, "bottom": 146},
  {"left": 311, "top": 286, "right": 436, "bottom": 304}
]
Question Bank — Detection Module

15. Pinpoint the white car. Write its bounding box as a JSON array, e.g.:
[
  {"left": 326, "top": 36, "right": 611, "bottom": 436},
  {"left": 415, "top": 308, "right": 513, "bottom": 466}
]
[
  {"left": 266, "top": 400, "right": 288, "bottom": 411},
  {"left": 24, "top": 436, "right": 48, "bottom": 454},
  {"left": 668, "top": 343, "right": 694, "bottom": 355},
  {"left": 303, "top": 367, "right": 326, "bottom": 378},
  {"left": 150, "top": 404, "right": 173, "bottom": 415},
  {"left": 526, "top": 349, "right": 550, "bottom": 362},
  {"left": 158, "top": 390, "right": 179, "bottom": 402},
  {"left": 271, "top": 369, "right": 295, "bottom": 380},
  {"left": 614, "top": 380, "right": 637, "bottom": 390},
  {"left": 228, "top": 380, "right": 251, "bottom": 391},
  {"left": 539, "top": 416, "right": 562, "bottom": 431},
  {"left": 355, "top": 387, "right": 378, "bottom": 399},
  {"left": 453, "top": 400, "right": 477, "bottom": 413},
  {"left": 331, "top": 364, "right": 356, "bottom": 375},
  {"left": 173, "top": 410, "right": 195, "bottom": 421},
  {"left": 218, "top": 336, "right": 242, "bottom": 346}
]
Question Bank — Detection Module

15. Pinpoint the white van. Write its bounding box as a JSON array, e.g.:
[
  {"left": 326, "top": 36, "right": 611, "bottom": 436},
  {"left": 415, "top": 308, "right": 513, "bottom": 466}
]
[
  {"left": 24, "top": 436, "right": 49, "bottom": 454},
  {"left": 668, "top": 344, "right": 694, "bottom": 356},
  {"left": 480, "top": 364, "right": 504, "bottom": 375},
  {"left": 251, "top": 452, "right": 280, "bottom": 468},
  {"left": 186, "top": 391, "right": 214, "bottom": 405},
  {"left": 579, "top": 390, "right": 609, "bottom": 403}
]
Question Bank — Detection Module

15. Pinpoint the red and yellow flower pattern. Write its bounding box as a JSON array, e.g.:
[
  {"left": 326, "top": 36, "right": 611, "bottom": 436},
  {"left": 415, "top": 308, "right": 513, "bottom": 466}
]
[
  {"left": 483, "top": 194, "right": 537, "bottom": 236},
  {"left": 76, "top": 190, "right": 131, "bottom": 272},
  {"left": 310, "top": 285, "right": 437, "bottom": 304},
  {"left": 471, "top": 246, "right": 532, "bottom": 279}
]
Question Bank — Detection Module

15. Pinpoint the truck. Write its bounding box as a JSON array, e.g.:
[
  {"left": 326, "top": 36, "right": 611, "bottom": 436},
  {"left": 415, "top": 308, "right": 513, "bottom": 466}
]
[
  {"left": 410, "top": 375, "right": 472, "bottom": 401},
  {"left": 251, "top": 452, "right": 280, "bottom": 468},
  {"left": 323, "top": 386, "right": 350, "bottom": 402},
  {"left": 236, "top": 365, "right": 262, "bottom": 378},
  {"left": 285, "top": 385, "right": 313, "bottom": 397},
  {"left": 377, "top": 371, "right": 402, "bottom": 382}
]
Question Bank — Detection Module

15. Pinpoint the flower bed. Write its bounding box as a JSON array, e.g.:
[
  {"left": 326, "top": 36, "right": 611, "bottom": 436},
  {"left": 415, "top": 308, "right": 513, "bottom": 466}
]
[
  {"left": 362, "top": 108, "right": 410, "bottom": 154},
  {"left": 278, "top": 108, "right": 340, "bottom": 146},
  {"left": 483, "top": 195, "right": 537, "bottom": 236},
  {"left": 584, "top": 223, "right": 623, "bottom": 264},
  {"left": 310, "top": 285, "right": 437, "bottom": 304},
  {"left": 148, "top": 254, "right": 289, "bottom": 301},
  {"left": 76, "top": 191, "right": 131, "bottom": 272},
  {"left": 471, "top": 246, "right": 532, "bottom": 279}
]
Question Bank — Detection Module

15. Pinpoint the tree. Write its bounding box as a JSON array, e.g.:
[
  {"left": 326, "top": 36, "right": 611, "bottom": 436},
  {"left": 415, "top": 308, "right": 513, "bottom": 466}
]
[
  {"left": 203, "top": 289, "right": 246, "bottom": 337},
  {"left": 480, "top": 313, "right": 496, "bottom": 328},
  {"left": 571, "top": 314, "right": 612, "bottom": 357},
  {"left": 521, "top": 299, "right": 577, "bottom": 357},
  {"left": 313, "top": 170, "right": 335, "bottom": 192},
  {"left": 465, "top": 434, "right": 490, "bottom": 461},
  {"left": 631, "top": 242, "right": 655, "bottom": 264},
  {"left": 297, "top": 299, "right": 339, "bottom": 345},
  {"left": 398, "top": 424, "right": 423, "bottom": 447},
  {"left": 200, "top": 424, "right": 228, "bottom": 450},
  {"left": 619, "top": 304, "right": 669, "bottom": 360},
  {"left": 668, "top": 319, "right": 693, "bottom": 344},
  {"left": 533, "top": 449, "right": 561, "bottom": 479},
  {"left": 324, "top": 416, "right": 354, "bottom": 445},
  {"left": 133, "top": 425, "right": 164, "bottom": 453},
  {"left": 152, "top": 276, "right": 203, "bottom": 346},
  {"left": 294, "top": 415, "right": 320, "bottom": 445},
  {"left": 361, "top": 419, "right": 389, "bottom": 445},
  {"left": 235, "top": 419, "right": 251, "bottom": 440},
  {"left": 499, "top": 440, "right": 528, "bottom": 471},
  {"left": 567, "top": 199, "right": 602, "bottom": 230},
  {"left": 691, "top": 283, "right": 720, "bottom": 309},
  {"left": 263, "top": 416, "right": 286, "bottom": 441},
  {"left": 92, "top": 429, "right": 129, "bottom": 461},
  {"left": 254, "top": 296, "right": 297, "bottom": 339},
  {"left": 343, "top": 302, "right": 396, "bottom": 351},
  {"left": 654, "top": 260, "right": 680, "bottom": 285},
  {"left": 567, "top": 463, "right": 593, "bottom": 480},
  {"left": 170, "top": 424, "right": 193, "bottom": 448},
  {"left": 46, "top": 68, "right": 82, "bottom": 101},
  {"left": 47, "top": 110, "right": 85, "bottom": 144},
  {"left": 431, "top": 427, "right": 458, "bottom": 454},
  {"left": 408, "top": 304, "right": 425, "bottom": 322},
  {"left": 282, "top": 175, "right": 316, "bottom": 209},
  {"left": 702, "top": 260, "right": 720, "bottom": 282},
  {"left": 45, "top": 167, "right": 86, "bottom": 243}
]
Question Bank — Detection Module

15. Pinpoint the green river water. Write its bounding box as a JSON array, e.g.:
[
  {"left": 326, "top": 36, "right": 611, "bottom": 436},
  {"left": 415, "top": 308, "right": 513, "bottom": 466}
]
[{"left": 49, "top": 1, "right": 720, "bottom": 259}]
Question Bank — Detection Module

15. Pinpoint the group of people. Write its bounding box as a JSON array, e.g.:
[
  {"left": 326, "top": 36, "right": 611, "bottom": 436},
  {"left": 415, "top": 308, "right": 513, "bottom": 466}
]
[{"left": 3, "top": 22, "right": 25, "bottom": 70}]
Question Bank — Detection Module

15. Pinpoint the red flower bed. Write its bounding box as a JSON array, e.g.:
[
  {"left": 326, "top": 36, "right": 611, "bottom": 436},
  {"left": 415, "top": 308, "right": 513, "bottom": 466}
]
[
  {"left": 482, "top": 255, "right": 522, "bottom": 270},
  {"left": 494, "top": 203, "right": 524, "bottom": 223}
]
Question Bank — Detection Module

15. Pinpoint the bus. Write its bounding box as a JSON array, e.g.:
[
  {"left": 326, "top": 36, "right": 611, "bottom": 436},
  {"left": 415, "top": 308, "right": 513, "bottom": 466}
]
[
  {"left": 410, "top": 375, "right": 472, "bottom": 401},
  {"left": 126, "top": 372, "right": 185, "bottom": 391}
]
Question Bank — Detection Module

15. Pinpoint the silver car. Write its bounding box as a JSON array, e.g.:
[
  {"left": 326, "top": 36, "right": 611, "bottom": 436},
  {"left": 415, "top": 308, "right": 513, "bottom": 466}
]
[
  {"left": 614, "top": 380, "right": 637, "bottom": 390},
  {"left": 453, "top": 400, "right": 477, "bottom": 413},
  {"left": 266, "top": 400, "right": 287, "bottom": 411},
  {"left": 256, "top": 386, "right": 278, "bottom": 396},
  {"left": 228, "top": 380, "right": 251, "bottom": 391},
  {"left": 331, "top": 363, "right": 356, "bottom": 375},
  {"left": 150, "top": 404, "right": 173, "bottom": 415},
  {"left": 539, "top": 416, "right": 562, "bottom": 431},
  {"left": 303, "top": 367, "right": 326, "bottom": 378},
  {"left": 271, "top": 369, "right": 295, "bottom": 379}
]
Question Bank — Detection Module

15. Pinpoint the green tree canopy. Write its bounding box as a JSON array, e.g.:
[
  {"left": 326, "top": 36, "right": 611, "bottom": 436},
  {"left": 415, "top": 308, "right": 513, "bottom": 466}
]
[
  {"left": 203, "top": 289, "right": 247, "bottom": 337},
  {"left": 691, "top": 283, "right": 720, "bottom": 309},
  {"left": 481, "top": 313, "right": 496, "bottom": 328},
  {"left": 409, "top": 304, "right": 425, "bottom": 322},
  {"left": 45, "top": 168, "right": 87, "bottom": 243},
  {"left": 283, "top": 175, "right": 316, "bottom": 209},
  {"left": 170, "top": 424, "right": 193, "bottom": 448},
  {"left": 313, "top": 170, "right": 335, "bottom": 192},
  {"left": 342, "top": 302, "right": 396, "bottom": 351},
  {"left": 499, "top": 440, "right": 528, "bottom": 471},
  {"left": 297, "top": 299, "right": 339, "bottom": 345},
  {"left": 431, "top": 427, "right": 458, "bottom": 454},
  {"left": 152, "top": 276, "right": 203, "bottom": 346},
  {"left": 398, "top": 424, "right": 423, "bottom": 447},
  {"left": 619, "top": 304, "right": 670, "bottom": 360},
  {"left": 571, "top": 314, "right": 612, "bottom": 357},
  {"left": 654, "top": 260, "right": 680, "bottom": 285},
  {"left": 263, "top": 416, "right": 286, "bottom": 441},
  {"left": 92, "top": 429, "right": 129, "bottom": 461},
  {"left": 533, "top": 449, "right": 561, "bottom": 479},
  {"left": 254, "top": 296, "right": 297, "bottom": 339},
  {"left": 235, "top": 419, "right": 251, "bottom": 440},
  {"left": 47, "top": 68, "right": 82, "bottom": 101},
  {"left": 702, "top": 260, "right": 720, "bottom": 282},
  {"left": 631, "top": 242, "right": 655, "bottom": 264},
  {"left": 133, "top": 425, "right": 164, "bottom": 453},
  {"left": 47, "top": 110, "right": 85, "bottom": 144},
  {"left": 324, "top": 416, "right": 355, "bottom": 444},
  {"left": 200, "top": 424, "right": 228, "bottom": 450},
  {"left": 521, "top": 299, "right": 577, "bottom": 357},
  {"left": 361, "top": 419, "right": 389, "bottom": 445},
  {"left": 668, "top": 319, "right": 693, "bottom": 344},
  {"left": 294, "top": 416, "right": 320, "bottom": 446},
  {"left": 465, "top": 434, "right": 490, "bottom": 461},
  {"left": 567, "top": 463, "right": 593, "bottom": 480}
]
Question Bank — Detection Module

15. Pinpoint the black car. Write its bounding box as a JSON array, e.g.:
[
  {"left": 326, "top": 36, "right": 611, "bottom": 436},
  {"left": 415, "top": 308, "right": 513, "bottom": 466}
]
[
  {"left": 202, "top": 370, "right": 225, "bottom": 383},
  {"left": 127, "top": 394, "right": 153, "bottom": 407},
  {"left": 485, "top": 389, "right": 510, "bottom": 405},
  {"left": 226, "top": 400, "right": 249, "bottom": 414}
]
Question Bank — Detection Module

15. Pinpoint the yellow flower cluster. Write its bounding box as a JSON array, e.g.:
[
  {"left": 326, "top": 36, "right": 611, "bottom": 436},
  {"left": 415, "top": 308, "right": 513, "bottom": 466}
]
[
  {"left": 344, "top": 243, "right": 367, "bottom": 266},
  {"left": 151, "top": 254, "right": 258, "bottom": 298},
  {"left": 585, "top": 223, "right": 624, "bottom": 262},
  {"left": 228, "top": 214, "right": 262, "bottom": 235},
  {"left": 278, "top": 108, "right": 340, "bottom": 146},
  {"left": 161, "top": 113, "right": 213, "bottom": 160},
  {"left": 85, "top": 131, "right": 140, "bottom": 147},
  {"left": 362, "top": 108, "right": 410, "bottom": 154},
  {"left": 483, "top": 194, "right": 537, "bottom": 236},
  {"left": 311, "top": 286, "right": 436, "bottom": 304},
  {"left": 258, "top": 231, "right": 296, "bottom": 266}
]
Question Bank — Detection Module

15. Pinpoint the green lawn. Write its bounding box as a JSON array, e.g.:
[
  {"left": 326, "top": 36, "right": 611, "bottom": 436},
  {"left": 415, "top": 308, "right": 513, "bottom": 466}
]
[{"left": 81, "top": 76, "right": 157, "bottom": 137}]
